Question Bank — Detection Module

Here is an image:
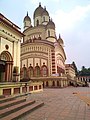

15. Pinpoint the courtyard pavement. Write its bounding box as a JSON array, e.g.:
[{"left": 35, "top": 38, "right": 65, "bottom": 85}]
[{"left": 20, "top": 87, "right": 90, "bottom": 120}]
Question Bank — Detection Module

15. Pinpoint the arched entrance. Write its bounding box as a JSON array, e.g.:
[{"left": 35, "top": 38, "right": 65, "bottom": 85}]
[
  {"left": 57, "top": 81, "right": 59, "bottom": 86},
  {"left": 28, "top": 64, "right": 34, "bottom": 78},
  {"left": 41, "top": 63, "right": 48, "bottom": 77},
  {"left": 34, "top": 63, "right": 40, "bottom": 77},
  {"left": 45, "top": 81, "right": 48, "bottom": 87},
  {"left": 0, "top": 51, "right": 13, "bottom": 82},
  {"left": 52, "top": 81, "right": 55, "bottom": 86}
]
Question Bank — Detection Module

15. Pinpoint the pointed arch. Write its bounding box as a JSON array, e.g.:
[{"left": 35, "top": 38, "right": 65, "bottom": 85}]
[
  {"left": 0, "top": 51, "right": 13, "bottom": 62},
  {"left": 48, "top": 30, "right": 50, "bottom": 37},
  {"left": 52, "top": 81, "right": 55, "bottom": 86},
  {"left": 22, "top": 65, "right": 28, "bottom": 79},
  {"left": 57, "top": 81, "right": 59, "bottom": 86},
  {"left": 41, "top": 63, "right": 48, "bottom": 77},
  {"left": 34, "top": 64, "right": 40, "bottom": 77},
  {"left": 28, "top": 64, "right": 34, "bottom": 78},
  {"left": 0, "top": 51, "right": 13, "bottom": 82},
  {"left": 46, "top": 81, "right": 48, "bottom": 87},
  {"left": 36, "top": 19, "right": 39, "bottom": 26}
]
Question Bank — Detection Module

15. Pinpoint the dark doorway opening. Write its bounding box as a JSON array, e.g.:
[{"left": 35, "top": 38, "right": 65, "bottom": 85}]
[{"left": 0, "top": 60, "right": 6, "bottom": 82}]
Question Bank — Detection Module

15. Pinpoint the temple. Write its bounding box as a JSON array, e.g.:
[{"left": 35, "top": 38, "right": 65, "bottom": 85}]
[{"left": 21, "top": 3, "right": 69, "bottom": 87}]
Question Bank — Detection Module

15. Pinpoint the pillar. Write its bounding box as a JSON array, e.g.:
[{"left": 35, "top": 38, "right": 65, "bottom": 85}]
[
  {"left": 0, "top": 88, "right": 3, "bottom": 95},
  {"left": 61, "top": 80, "right": 63, "bottom": 88},
  {"left": 27, "top": 85, "right": 29, "bottom": 93},
  {"left": 33, "top": 86, "right": 34, "bottom": 91},
  {"left": 11, "top": 88, "right": 14, "bottom": 95},
  {"left": 20, "top": 86, "right": 22, "bottom": 94}
]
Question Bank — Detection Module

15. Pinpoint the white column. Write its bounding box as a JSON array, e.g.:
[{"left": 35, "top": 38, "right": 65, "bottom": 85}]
[
  {"left": 33, "top": 86, "right": 34, "bottom": 91},
  {"left": 61, "top": 80, "right": 63, "bottom": 87},
  {"left": 20, "top": 86, "right": 22, "bottom": 94},
  {"left": 11, "top": 88, "right": 14, "bottom": 95},
  {"left": 17, "top": 41, "right": 20, "bottom": 81},
  {"left": 27, "top": 85, "right": 29, "bottom": 93},
  {"left": 0, "top": 38, "right": 1, "bottom": 53}
]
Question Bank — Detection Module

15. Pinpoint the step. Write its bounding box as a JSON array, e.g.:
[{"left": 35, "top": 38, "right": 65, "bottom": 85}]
[
  {"left": 0, "top": 100, "right": 35, "bottom": 119},
  {"left": 0, "top": 95, "right": 5, "bottom": 99},
  {"left": 0, "top": 98, "right": 26, "bottom": 110},
  {"left": 0, "top": 96, "right": 16, "bottom": 104},
  {"left": 1, "top": 102, "right": 44, "bottom": 120},
  {"left": 0, "top": 93, "right": 31, "bottom": 103}
]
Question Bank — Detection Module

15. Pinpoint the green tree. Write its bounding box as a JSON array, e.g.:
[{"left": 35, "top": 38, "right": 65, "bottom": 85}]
[{"left": 79, "top": 66, "right": 90, "bottom": 76}]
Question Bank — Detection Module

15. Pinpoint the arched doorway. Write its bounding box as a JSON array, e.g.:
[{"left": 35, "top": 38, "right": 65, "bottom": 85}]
[
  {"left": 28, "top": 64, "right": 34, "bottom": 78},
  {"left": 36, "top": 19, "right": 39, "bottom": 26},
  {"left": 41, "top": 63, "right": 48, "bottom": 77},
  {"left": 52, "top": 81, "right": 55, "bottom": 86},
  {"left": 46, "top": 81, "right": 48, "bottom": 87},
  {"left": 0, "top": 51, "right": 13, "bottom": 82},
  {"left": 0, "top": 60, "right": 6, "bottom": 82},
  {"left": 57, "top": 81, "right": 59, "bottom": 86},
  {"left": 34, "top": 63, "right": 40, "bottom": 77}
]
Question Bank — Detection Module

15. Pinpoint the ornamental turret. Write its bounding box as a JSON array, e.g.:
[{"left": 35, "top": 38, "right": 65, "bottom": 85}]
[{"left": 23, "top": 12, "right": 31, "bottom": 30}]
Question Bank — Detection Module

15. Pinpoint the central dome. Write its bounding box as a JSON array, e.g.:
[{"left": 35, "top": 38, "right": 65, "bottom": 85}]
[{"left": 33, "top": 3, "right": 44, "bottom": 18}]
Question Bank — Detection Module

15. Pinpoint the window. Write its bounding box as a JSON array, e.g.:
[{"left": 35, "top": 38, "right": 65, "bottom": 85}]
[
  {"left": 41, "top": 63, "right": 48, "bottom": 77},
  {"left": 48, "top": 30, "right": 50, "bottom": 37},
  {"left": 43, "top": 17, "right": 45, "bottom": 22},
  {"left": 22, "top": 65, "right": 27, "bottom": 78},
  {"left": 36, "top": 19, "right": 39, "bottom": 26},
  {"left": 42, "top": 66, "right": 47, "bottom": 76},
  {"left": 35, "top": 64, "right": 40, "bottom": 77},
  {"left": 24, "top": 22, "right": 26, "bottom": 26},
  {"left": 52, "top": 81, "right": 55, "bottom": 86},
  {"left": 46, "top": 81, "right": 48, "bottom": 86},
  {"left": 28, "top": 64, "right": 34, "bottom": 77},
  {"left": 57, "top": 81, "right": 59, "bottom": 86}
]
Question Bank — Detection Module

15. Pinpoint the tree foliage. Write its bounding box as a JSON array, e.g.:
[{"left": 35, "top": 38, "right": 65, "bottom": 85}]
[{"left": 78, "top": 66, "right": 90, "bottom": 76}]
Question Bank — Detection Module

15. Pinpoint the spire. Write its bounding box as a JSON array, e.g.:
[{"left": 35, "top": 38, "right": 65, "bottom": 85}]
[
  {"left": 59, "top": 34, "right": 61, "bottom": 39},
  {"left": 39, "top": 2, "right": 41, "bottom": 7},
  {"left": 44, "top": 6, "right": 46, "bottom": 10},
  {"left": 51, "top": 18, "right": 52, "bottom": 21},
  {"left": 27, "top": 11, "right": 28, "bottom": 16}
]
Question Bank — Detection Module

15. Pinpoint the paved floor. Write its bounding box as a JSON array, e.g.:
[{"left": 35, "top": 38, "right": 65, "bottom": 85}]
[{"left": 20, "top": 87, "right": 90, "bottom": 120}]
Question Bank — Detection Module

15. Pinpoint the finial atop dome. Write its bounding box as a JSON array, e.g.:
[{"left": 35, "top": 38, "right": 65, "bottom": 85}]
[
  {"left": 27, "top": 11, "right": 28, "bottom": 16},
  {"left": 44, "top": 6, "right": 46, "bottom": 10},
  {"left": 58, "top": 33, "right": 64, "bottom": 45},
  {"left": 51, "top": 18, "right": 53, "bottom": 21},
  {"left": 39, "top": 2, "right": 41, "bottom": 7},
  {"left": 23, "top": 11, "right": 31, "bottom": 30},
  {"left": 59, "top": 34, "right": 61, "bottom": 39}
]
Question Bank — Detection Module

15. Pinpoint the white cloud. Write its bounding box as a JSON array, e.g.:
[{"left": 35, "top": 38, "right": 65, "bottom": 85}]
[
  {"left": 51, "top": 4, "right": 90, "bottom": 69},
  {"left": 51, "top": 4, "right": 90, "bottom": 34}
]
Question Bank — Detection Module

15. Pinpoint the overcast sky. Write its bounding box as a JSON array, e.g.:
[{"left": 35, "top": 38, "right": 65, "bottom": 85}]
[{"left": 0, "top": 0, "right": 90, "bottom": 70}]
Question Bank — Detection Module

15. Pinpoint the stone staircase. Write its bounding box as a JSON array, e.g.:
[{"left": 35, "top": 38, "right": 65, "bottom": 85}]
[{"left": 0, "top": 95, "right": 44, "bottom": 120}]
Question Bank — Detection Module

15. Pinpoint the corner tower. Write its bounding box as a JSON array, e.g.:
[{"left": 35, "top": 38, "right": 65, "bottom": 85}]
[{"left": 23, "top": 12, "right": 31, "bottom": 30}]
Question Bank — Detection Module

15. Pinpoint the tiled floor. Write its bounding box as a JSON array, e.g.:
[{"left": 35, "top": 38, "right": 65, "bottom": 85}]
[{"left": 20, "top": 87, "right": 90, "bottom": 120}]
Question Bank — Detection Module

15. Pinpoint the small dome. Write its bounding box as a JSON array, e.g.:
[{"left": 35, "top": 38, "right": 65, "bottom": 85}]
[
  {"left": 42, "top": 7, "right": 49, "bottom": 16},
  {"left": 58, "top": 34, "right": 64, "bottom": 45},
  {"left": 47, "top": 18, "right": 55, "bottom": 29},
  {"left": 24, "top": 12, "right": 31, "bottom": 22},
  {"left": 33, "top": 3, "right": 44, "bottom": 18}
]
